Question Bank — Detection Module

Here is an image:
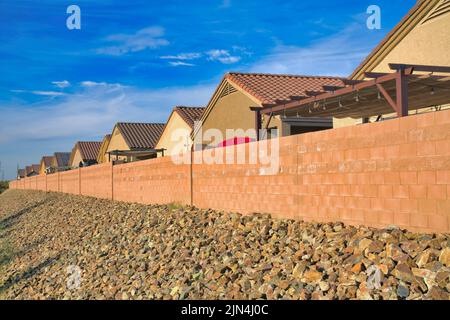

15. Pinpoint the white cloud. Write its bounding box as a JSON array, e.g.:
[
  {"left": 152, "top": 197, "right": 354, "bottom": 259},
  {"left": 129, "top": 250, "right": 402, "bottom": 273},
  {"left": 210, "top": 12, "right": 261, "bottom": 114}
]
[
  {"left": 52, "top": 80, "right": 70, "bottom": 88},
  {"left": 10, "top": 89, "right": 65, "bottom": 96},
  {"left": 96, "top": 26, "right": 169, "bottom": 56},
  {"left": 248, "top": 22, "right": 379, "bottom": 76},
  {"left": 160, "top": 53, "right": 202, "bottom": 60},
  {"left": 31, "top": 91, "right": 66, "bottom": 96},
  {"left": 206, "top": 49, "right": 241, "bottom": 64},
  {"left": 0, "top": 82, "right": 214, "bottom": 145},
  {"left": 168, "top": 61, "right": 196, "bottom": 67}
]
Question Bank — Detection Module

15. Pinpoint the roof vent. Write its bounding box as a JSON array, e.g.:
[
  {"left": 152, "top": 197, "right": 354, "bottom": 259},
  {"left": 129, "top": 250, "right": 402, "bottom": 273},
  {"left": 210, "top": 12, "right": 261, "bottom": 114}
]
[
  {"left": 219, "top": 82, "right": 237, "bottom": 99},
  {"left": 421, "top": 0, "right": 450, "bottom": 24}
]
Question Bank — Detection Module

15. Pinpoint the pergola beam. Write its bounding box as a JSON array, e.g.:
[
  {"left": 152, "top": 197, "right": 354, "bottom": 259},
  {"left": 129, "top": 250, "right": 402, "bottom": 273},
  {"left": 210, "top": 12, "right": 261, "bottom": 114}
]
[
  {"left": 365, "top": 72, "right": 390, "bottom": 78},
  {"left": 376, "top": 83, "right": 398, "bottom": 114},
  {"left": 249, "top": 107, "right": 262, "bottom": 141},
  {"left": 389, "top": 63, "right": 450, "bottom": 74},
  {"left": 396, "top": 68, "right": 409, "bottom": 117}
]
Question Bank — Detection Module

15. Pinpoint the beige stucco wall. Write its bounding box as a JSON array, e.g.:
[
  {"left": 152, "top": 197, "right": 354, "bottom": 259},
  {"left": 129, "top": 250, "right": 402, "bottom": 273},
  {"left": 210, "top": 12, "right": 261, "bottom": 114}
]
[
  {"left": 39, "top": 161, "right": 46, "bottom": 175},
  {"left": 374, "top": 12, "right": 450, "bottom": 74},
  {"left": 156, "top": 112, "right": 192, "bottom": 156},
  {"left": 335, "top": 10, "right": 450, "bottom": 128},
  {"left": 198, "top": 88, "right": 280, "bottom": 147},
  {"left": 70, "top": 148, "right": 83, "bottom": 168},
  {"left": 106, "top": 127, "right": 129, "bottom": 153},
  {"left": 105, "top": 127, "right": 131, "bottom": 162},
  {"left": 97, "top": 137, "right": 111, "bottom": 163}
]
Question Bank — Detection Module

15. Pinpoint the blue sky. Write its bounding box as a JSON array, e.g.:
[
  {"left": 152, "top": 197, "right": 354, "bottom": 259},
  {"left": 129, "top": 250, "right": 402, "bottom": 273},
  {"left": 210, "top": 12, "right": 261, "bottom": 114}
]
[{"left": 0, "top": 0, "right": 415, "bottom": 179}]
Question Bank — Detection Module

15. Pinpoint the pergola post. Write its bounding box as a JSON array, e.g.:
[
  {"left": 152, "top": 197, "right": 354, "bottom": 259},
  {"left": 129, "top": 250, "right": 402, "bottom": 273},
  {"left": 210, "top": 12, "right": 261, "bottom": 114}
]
[
  {"left": 395, "top": 68, "right": 409, "bottom": 117},
  {"left": 249, "top": 107, "right": 262, "bottom": 141}
]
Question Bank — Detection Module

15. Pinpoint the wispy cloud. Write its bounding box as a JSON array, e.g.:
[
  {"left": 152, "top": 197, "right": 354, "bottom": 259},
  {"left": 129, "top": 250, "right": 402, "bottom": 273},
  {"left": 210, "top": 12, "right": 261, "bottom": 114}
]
[
  {"left": 168, "top": 61, "right": 196, "bottom": 67},
  {"left": 160, "top": 53, "right": 202, "bottom": 60},
  {"left": 51, "top": 80, "right": 70, "bottom": 88},
  {"left": 80, "top": 81, "right": 126, "bottom": 89},
  {"left": 0, "top": 82, "right": 214, "bottom": 144},
  {"left": 10, "top": 89, "right": 66, "bottom": 96},
  {"left": 248, "top": 22, "right": 379, "bottom": 76},
  {"left": 206, "top": 49, "right": 241, "bottom": 64},
  {"left": 96, "top": 26, "right": 169, "bottom": 56}
]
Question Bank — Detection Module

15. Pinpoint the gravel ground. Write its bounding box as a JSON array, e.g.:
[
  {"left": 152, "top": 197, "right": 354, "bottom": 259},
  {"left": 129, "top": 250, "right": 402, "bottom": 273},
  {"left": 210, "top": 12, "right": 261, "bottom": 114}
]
[{"left": 0, "top": 189, "right": 449, "bottom": 300}]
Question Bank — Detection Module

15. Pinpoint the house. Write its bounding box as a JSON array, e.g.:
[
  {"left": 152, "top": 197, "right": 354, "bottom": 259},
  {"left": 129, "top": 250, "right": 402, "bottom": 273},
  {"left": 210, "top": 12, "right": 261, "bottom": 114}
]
[
  {"left": 193, "top": 72, "right": 345, "bottom": 149},
  {"left": 69, "top": 141, "right": 102, "bottom": 168},
  {"left": 52, "top": 152, "right": 71, "bottom": 172},
  {"left": 17, "top": 169, "right": 25, "bottom": 180},
  {"left": 97, "top": 134, "right": 112, "bottom": 164},
  {"left": 106, "top": 122, "right": 165, "bottom": 162},
  {"left": 25, "top": 164, "right": 40, "bottom": 177},
  {"left": 336, "top": 0, "right": 450, "bottom": 127},
  {"left": 39, "top": 156, "right": 54, "bottom": 175},
  {"left": 155, "top": 106, "right": 205, "bottom": 156}
]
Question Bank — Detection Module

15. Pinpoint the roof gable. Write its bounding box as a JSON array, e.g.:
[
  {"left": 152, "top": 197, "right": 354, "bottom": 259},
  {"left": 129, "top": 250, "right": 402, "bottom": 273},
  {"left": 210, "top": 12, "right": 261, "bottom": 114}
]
[
  {"left": 40, "top": 156, "right": 54, "bottom": 168},
  {"left": 97, "top": 134, "right": 112, "bottom": 162},
  {"left": 195, "top": 72, "right": 346, "bottom": 138}
]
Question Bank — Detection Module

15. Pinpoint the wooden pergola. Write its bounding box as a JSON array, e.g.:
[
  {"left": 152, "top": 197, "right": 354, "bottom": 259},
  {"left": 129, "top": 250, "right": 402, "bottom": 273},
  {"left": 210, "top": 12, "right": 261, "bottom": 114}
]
[{"left": 252, "top": 64, "right": 450, "bottom": 136}]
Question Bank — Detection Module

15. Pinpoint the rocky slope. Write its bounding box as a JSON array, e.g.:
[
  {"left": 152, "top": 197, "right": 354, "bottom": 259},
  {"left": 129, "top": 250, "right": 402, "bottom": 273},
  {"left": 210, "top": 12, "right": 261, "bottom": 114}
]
[{"left": 0, "top": 189, "right": 449, "bottom": 300}]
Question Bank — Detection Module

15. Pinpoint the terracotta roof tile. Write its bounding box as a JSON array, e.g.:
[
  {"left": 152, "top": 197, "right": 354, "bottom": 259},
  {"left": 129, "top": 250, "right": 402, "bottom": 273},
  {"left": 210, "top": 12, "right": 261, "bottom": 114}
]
[
  {"left": 41, "top": 156, "right": 53, "bottom": 168},
  {"left": 175, "top": 106, "right": 205, "bottom": 129},
  {"left": 116, "top": 122, "right": 165, "bottom": 149},
  {"left": 226, "top": 72, "right": 347, "bottom": 105},
  {"left": 77, "top": 141, "right": 102, "bottom": 162},
  {"left": 54, "top": 152, "right": 71, "bottom": 167}
]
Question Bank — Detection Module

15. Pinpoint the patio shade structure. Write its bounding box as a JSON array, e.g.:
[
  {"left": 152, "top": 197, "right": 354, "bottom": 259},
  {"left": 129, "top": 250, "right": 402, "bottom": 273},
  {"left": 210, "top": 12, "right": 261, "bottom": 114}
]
[
  {"left": 254, "top": 64, "right": 450, "bottom": 129},
  {"left": 107, "top": 149, "right": 166, "bottom": 163}
]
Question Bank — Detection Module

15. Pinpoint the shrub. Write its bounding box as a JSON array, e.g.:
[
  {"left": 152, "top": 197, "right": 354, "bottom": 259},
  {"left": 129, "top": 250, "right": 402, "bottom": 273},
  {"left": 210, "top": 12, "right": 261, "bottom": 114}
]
[{"left": 0, "top": 181, "right": 9, "bottom": 194}]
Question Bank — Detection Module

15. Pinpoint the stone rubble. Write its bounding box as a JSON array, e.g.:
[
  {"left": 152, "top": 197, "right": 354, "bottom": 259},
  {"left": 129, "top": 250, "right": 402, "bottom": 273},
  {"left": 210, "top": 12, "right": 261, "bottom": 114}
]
[{"left": 0, "top": 189, "right": 448, "bottom": 300}]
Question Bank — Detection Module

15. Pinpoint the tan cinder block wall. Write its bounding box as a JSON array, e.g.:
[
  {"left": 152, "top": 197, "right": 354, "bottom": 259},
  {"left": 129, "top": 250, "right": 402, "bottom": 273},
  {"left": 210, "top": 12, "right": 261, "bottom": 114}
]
[
  {"left": 47, "top": 173, "right": 59, "bottom": 192},
  {"left": 193, "top": 109, "right": 450, "bottom": 233},
  {"left": 59, "top": 169, "right": 80, "bottom": 195},
  {"left": 80, "top": 163, "right": 113, "bottom": 200},
  {"left": 36, "top": 175, "right": 46, "bottom": 191},
  {"left": 113, "top": 156, "right": 191, "bottom": 205},
  {"left": 11, "top": 109, "right": 450, "bottom": 233}
]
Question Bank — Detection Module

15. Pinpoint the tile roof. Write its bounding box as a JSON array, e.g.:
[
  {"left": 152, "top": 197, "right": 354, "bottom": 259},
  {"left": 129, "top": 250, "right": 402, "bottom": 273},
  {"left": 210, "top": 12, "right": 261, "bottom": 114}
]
[
  {"left": 116, "top": 122, "right": 165, "bottom": 149},
  {"left": 174, "top": 106, "right": 205, "bottom": 129},
  {"left": 225, "top": 72, "right": 347, "bottom": 106},
  {"left": 77, "top": 141, "right": 102, "bottom": 161},
  {"left": 25, "top": 165, "right": 40, "bottom": 175},
  {"left": 54, "top": 152, "right": 71, "bottom": 167},
  {"left": 41, "top": 156, "right": 54, "bottom": 168}
]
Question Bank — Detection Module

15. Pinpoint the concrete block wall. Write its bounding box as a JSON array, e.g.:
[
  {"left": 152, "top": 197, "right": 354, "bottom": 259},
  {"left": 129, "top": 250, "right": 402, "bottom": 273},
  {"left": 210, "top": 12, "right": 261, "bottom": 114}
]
[
  {"left": 59, "top": 169, "right": 80, "bottom": 195},
  {"left": 81, "top": 163, "right": 112, "bottom": 200},
  {"left": 9, "top": 109, "right": 450, "bottom": 233},
  {"left": 113, "top": 156, "right": 190, "bottom": 205}
]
